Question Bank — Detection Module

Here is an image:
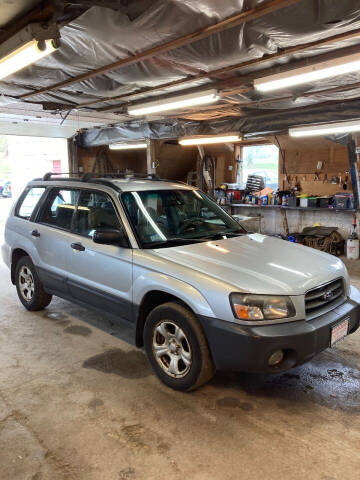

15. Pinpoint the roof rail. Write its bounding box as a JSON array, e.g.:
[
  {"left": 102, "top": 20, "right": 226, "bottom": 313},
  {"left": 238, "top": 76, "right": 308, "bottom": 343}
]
[
  {"left": 37, "top": 172, "right": 189, "bottom": 189},
  {"left": 81, "top": 172, "right": 161, "bottom": 182},
  {"left": 41, "top": 171, "right": 163, "bottom": 181},
  {"left": 42, "top": 172, "right": 81, "bottom": 181}
]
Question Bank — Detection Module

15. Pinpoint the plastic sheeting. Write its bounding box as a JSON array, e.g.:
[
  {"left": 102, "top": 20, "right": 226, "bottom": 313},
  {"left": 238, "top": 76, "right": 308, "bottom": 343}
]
[
  {"left": 2, "top": 0, "right": 360, "bottom": 144},
  {"left": 77, "top": 97, "right": 360, "bottom": 146}
]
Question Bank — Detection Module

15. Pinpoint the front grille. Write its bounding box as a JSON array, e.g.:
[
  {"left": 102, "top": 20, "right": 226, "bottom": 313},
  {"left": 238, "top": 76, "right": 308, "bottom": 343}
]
[{"left": 305, "top": 278, "right": 345, "bottom": 319}]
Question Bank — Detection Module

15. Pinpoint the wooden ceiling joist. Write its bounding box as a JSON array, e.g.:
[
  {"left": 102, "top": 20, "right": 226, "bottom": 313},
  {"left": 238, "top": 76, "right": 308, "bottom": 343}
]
[
  {"left": 18, "top": 0, "right": 302, "bottom": 100},
  {"left": 93, "top": 43, "right": 360, "bottom": 118},
  {"left": 57, "top": 24, "right": 360, "bottom": 112},
  {"left": 0, "top": 2, "right": 56, "bottom": 44}
]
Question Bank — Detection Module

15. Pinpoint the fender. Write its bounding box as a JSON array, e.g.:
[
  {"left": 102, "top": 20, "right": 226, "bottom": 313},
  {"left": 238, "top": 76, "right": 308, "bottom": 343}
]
[{"left": 132, "top": 270, "right": 216, "bottom": 318}]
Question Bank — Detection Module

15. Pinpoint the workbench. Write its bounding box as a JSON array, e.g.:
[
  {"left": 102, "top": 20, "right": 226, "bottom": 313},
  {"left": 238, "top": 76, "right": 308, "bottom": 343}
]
[{"left": 228, "top": 203, "right": 357, "bottom": 237}]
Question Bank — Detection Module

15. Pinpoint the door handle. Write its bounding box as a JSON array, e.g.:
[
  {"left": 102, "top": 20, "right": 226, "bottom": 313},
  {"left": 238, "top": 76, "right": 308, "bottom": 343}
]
[
  {"left": 71, "top": 242, "right": 85, "bottom": 252},
  {"left": 31, "top": 229, "right": 40, "bottom": 238}
]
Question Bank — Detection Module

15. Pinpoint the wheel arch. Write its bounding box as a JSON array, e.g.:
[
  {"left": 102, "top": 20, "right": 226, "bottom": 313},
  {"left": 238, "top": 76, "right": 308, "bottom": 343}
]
[
  {"left": 135, "top": 290, "right": 197, "bottom": 347},
  {"left": 133, "top": 274, "right": 215, "bottom": 347},
  {"left": 11, "top": 248, "right": 30, "bottom": 284}
]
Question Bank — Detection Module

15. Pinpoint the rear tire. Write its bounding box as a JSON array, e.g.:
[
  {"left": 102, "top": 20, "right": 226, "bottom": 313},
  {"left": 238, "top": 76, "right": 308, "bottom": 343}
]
[
  {"left": 144, "top": 302, "right": 215, "bottom": 391},
  {"left": 15, "top": 256, "right": 52, "bottom": 311}
]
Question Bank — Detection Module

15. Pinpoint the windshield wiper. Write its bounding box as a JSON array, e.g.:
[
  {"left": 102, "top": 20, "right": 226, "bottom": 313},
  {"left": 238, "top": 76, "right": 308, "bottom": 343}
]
[
  {"left": 194, "top": 231, "right": 244, "bottom": 241},
  {"left": 142, "top": 237, "right": 208, "bottom": 249},
  {"left": 142, "top": 231, "right": 244, "bottom": 248}
]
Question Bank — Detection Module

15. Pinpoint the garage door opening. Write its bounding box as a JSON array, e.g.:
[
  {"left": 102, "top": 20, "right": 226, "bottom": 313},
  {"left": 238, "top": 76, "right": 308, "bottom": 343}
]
[{"left": 0, "top": 135, "right": 68, "bottom": 238}]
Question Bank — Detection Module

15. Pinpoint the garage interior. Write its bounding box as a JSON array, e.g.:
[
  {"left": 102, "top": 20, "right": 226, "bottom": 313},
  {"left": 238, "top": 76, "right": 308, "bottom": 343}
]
[{"left": 1, "top": 1, "right": 360, "bottom": 479}]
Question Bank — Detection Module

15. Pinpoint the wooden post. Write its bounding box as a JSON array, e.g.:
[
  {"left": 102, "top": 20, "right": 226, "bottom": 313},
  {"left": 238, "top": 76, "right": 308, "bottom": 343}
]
[
  {"left": 234, "top": 144, "right": 243, "bottom": 184},
  {"left": 146, "top": 138, "right": 157, "bottom": 175},
  {"left": 347, "top": 135, "right": 360, "bottom": 210},
  {"left": 281, "top": 209, "right": 289, "bottom": 237}
]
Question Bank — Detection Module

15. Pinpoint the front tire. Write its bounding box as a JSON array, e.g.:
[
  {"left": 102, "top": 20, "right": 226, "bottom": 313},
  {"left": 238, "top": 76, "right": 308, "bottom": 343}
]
[
  {"left": 15, "top": 256, "right": 52, "bottom": 311},
  {"left": 144, "top": 302, "right": 215, "bottom": 391}
]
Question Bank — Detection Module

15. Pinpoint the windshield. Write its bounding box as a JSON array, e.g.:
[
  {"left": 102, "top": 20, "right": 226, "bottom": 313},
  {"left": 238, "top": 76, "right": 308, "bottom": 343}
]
[{"left": 122, "top": 189, "right": 244, "bottom": 248}]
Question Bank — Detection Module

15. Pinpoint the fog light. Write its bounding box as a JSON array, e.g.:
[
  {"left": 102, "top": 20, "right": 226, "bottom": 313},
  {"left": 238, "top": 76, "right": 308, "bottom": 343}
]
[{"left": 268, "top": 350, "right": 284, "bottom": 367}]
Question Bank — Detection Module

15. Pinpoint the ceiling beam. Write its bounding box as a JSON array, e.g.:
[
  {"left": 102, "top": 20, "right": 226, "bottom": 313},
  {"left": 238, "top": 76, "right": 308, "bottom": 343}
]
[
  {"left": 0, "top": 2, "right": 56, "bottom": 44},
  {"left": 241, "top": 94, "right": 360, "bottom": 124},
  {"left": 54, "top": 23, "right": 360, "bottom": 112},
  {"left": 18, "top": 0, "right": 302, "bottom": 99},
  {"left": 105, "top": 75, "right": 360, "bottom": 122},
  {"left": 64, "top": 1, "right": 121, "bottom": 9},
  {"left": 93, "top": 43, "right": 360, "bottom": 118},
  {"left": 166, "top": 94, "right": 360, "bottom": 130},
  {"left": 216, "top": 43, "right": 360, "bottom": 90}
]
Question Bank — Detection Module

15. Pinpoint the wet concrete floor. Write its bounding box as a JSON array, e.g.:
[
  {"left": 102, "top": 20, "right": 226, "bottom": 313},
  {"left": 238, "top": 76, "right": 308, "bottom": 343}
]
[{"left": 0, "top": 258, "right": 360, "bottom": 480}]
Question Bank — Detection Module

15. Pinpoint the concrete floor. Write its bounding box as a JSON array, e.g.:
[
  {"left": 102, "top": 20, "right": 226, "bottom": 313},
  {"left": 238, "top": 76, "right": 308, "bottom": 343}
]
[{"left": 1, "top": 198, "right": 360, "bottom": 479}]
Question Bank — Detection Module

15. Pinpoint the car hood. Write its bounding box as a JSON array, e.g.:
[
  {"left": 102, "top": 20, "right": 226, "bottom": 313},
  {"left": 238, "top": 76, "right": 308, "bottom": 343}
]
[{"left": 151, "top": 234, "right": 347, "bottom": 295}]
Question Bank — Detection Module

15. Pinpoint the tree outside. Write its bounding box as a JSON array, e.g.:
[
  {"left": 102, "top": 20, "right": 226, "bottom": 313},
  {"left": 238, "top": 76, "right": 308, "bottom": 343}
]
[{"left": 243, "top": 144, "right": 279, "bottom": 190}]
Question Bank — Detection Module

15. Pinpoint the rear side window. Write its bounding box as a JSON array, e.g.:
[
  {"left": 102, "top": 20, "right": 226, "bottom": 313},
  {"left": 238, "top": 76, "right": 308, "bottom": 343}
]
[
  {"left": 38, "top": 188, "right": 79, "bottom": 230},
  {"left": 17, "top": 187, "right": 46, "bottom": 220}
]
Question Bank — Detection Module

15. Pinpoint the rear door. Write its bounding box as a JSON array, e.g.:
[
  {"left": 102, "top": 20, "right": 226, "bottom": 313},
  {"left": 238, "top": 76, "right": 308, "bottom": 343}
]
[
  {"left": 34, "top": 187, "right": 79, "bottom": 295},
  {"left": 5, "top": 186, "right": 47, "bottom": 269},
  {"left": 66, "top": 189, "right": 133, "bottom": 322}
]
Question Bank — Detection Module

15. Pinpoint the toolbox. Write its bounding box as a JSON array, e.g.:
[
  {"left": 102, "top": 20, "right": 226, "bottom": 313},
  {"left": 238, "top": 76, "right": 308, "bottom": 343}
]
[{"left": 334, "top": 193, "right": 353, "bottom": 209}]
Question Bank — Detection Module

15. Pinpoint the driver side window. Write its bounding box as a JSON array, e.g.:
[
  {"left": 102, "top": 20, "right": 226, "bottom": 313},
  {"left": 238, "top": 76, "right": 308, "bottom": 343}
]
[{"left": 74, "top": 190, "right": 121, "bottom": 238}]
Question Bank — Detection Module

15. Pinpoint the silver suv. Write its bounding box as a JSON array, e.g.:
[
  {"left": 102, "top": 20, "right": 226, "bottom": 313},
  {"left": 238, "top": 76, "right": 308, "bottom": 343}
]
[{"left": 2, "top": 173, "right": 360, "bottom": 391}]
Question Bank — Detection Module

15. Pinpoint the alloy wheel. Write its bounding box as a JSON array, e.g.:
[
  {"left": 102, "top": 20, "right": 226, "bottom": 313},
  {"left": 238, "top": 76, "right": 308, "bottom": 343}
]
[
  {"left": 152, "top": 321, "right": 192, "bottom": 378},
  {"left": 19, "top": 266, "right": 35, "bottom": 302}
]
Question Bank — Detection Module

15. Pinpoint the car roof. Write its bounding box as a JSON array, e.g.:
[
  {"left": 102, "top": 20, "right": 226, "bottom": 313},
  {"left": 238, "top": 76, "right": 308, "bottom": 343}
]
[
  {"left": 28, "top": 175, "right": 195, "bottom": 193},
  {"left": 109, "top": 178, "right": 194, "bottom": 192}
]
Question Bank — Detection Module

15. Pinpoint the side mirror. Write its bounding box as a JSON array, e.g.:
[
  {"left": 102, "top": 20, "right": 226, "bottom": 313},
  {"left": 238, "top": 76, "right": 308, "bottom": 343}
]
[{"left": 93, "top": 229, "right": 129, "bottom": 248}]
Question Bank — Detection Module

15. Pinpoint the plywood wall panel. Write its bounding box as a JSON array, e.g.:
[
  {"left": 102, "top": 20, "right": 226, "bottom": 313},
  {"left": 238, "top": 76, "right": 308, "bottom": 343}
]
[{"left": 275, "top": 134, "right": 352, "bottom": 196}]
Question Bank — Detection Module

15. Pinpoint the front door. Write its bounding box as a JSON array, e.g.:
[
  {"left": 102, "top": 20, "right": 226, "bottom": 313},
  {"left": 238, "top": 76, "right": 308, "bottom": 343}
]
[{"left": 66, "top": 189, "right": 133, "bottom": 322}]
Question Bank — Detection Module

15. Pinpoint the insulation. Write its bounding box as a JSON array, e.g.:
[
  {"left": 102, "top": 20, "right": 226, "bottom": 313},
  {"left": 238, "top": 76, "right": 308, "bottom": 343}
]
[{"left": 1, "top": 0, "right": 360, "bottom": 144}]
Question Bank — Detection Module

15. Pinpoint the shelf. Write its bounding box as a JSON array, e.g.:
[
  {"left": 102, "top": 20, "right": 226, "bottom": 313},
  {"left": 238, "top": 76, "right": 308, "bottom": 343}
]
[{"left": 229, "top": 204, "right": 356, "bottom": 213}]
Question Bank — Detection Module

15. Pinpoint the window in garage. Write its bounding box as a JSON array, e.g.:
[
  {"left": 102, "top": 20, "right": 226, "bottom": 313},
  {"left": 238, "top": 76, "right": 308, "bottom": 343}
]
[{"left": 242, "top": 145, "right": 279, "bottom": 190}]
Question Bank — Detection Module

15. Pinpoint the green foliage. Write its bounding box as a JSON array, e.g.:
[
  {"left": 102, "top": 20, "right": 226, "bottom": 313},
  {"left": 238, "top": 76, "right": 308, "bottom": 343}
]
[{"left": 243, "top": 145, "right": 279, "bottom": 188}]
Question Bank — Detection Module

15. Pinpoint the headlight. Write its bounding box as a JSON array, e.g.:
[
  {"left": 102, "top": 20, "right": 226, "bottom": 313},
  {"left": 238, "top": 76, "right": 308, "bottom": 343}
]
[{"left": 230, "top": 293, "right": 296, "bottom": 321}]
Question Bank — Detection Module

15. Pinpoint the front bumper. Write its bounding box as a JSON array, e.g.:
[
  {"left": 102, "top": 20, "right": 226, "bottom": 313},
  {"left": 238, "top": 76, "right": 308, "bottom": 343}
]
[{"left": 199, "top": 287, "right": 360, "bottom": 373}]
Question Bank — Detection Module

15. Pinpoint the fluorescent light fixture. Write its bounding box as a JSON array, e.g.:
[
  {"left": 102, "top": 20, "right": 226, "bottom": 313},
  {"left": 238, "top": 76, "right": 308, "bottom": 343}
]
[
  {"left": 254, "top": 52, "right": 360, "bottom": 92},
  {"left": 128, "top": 89, "right": 220, "bottom": 116},
  {"left": 179, "top": 135, "right": 241, "bottom": 146},
  {"left": 109, "top": 142, "right": 147, "bottom": 150},
  {"left": 0, "top": 40, "right": 57, "bottom": 80},
  {"left": 289, "top": 120, "right": 360, "bottom": 137},
  {"left": 0, "top": 24, "right": 60, "bottom": 81}
]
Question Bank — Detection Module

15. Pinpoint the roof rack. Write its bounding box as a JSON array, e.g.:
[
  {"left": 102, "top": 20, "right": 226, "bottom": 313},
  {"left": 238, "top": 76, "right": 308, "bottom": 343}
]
[
  {"left": 41, "top": 172, "right": 82, "bottom": 181},
  {"left": 39, "top": 172, "right": 162, "bottom": 182},
  {"left": 35, "top": 172, "right": 189, "bottom": 192},
  {"left": 81, "top": 172, "right": 161, "bottom": 182}
]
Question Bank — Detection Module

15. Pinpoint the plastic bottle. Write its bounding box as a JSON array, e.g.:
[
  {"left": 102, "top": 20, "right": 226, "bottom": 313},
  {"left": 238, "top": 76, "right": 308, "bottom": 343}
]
[{"left": 347, "top": 238, "right": 359, "bottom": 259}]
